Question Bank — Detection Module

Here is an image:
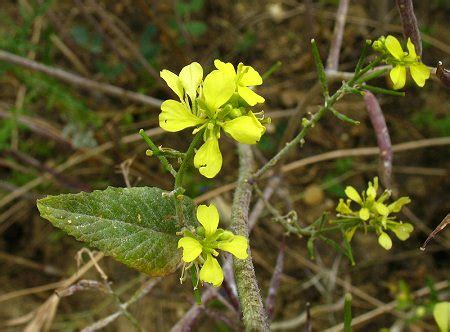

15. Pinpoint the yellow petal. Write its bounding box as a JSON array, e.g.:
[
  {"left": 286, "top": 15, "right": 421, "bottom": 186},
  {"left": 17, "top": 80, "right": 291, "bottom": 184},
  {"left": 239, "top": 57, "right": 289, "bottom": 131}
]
[
  {"left": 406, "top": 38, "right": 418, "bottom": 59},
  {"left": 217, "top": 235, "right": 248, "bottom": 259},
  {"left": 159, "top": 100, "right": 204, "bottom": 132},
  {"left": 366, "top": 185, "right": 377, "bottom": 201},
  {"left": 359, "top": 207, "right": 370, "bottom": 221},
  {"left": 385, "top": 35, "right": 405, "bottom": 60},
  {"left": 375, "top": 202, "right": 389, "bottom": 216},
  {"left": 214, "top": 59, "right": 236, "bottom": 77},
  {"left": 196, "top": 204, "right": 219, "bottom": 237},
  {"left": 193, "top": 138, "right": 223, "bottom": 178},
  {"left": 160, "top": 69, "right": 184, "bottom": 101},
  {"left": 178, "top": 237, "right": 202, "bottom": 262},
  {"left": 237, "top": 86, "right": 265, "bottom": 106},
  {"left": 390, "top": 65, "right": 406, "bottom": 90},
  {"left": 179, "top": 62, "right": 203, "bottom": 101},
  {"left": 336, "top": 199, "right": 352, "bottom": 214},
  {"left": 240, "top": 65, "right": 263, "bottom": 86},
  {"left": 199, "top": 254, "right": 224, "bottom": 287},
  {"left": 388, "top": 196, "right": 411, "bottom": 213},
  {"left": 344, "top": 186, "right": 362, "bottom": 204},
  {"left": 222, "top": 112, "right": 266, "bottom": 144},
  {"left": 203, "top": 70, "right": 235, "bottom": 110},
  {"left": 378, "top": 232, "right": 392, "bottom": 250},
  {"left": 391, "top": 223, "right": 413, "bottom": 241},
  {"left": 410, "top": 63, "right": 430, "bottom": 87},
  {"left": 433, "top": 302, "right": 450, "bottom": 332}
]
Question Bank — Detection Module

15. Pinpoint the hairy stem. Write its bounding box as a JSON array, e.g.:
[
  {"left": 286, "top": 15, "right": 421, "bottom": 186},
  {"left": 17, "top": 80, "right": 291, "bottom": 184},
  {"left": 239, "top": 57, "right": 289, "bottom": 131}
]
[{"left": 231, "top": 144, "right": 269, "bottom": 331}]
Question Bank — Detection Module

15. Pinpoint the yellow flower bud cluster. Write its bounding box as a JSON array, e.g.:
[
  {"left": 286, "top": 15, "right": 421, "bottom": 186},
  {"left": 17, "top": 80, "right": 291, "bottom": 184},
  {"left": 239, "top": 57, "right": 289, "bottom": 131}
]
[{"left": 336, "top": 177, "right": 413, "bottom": 250}]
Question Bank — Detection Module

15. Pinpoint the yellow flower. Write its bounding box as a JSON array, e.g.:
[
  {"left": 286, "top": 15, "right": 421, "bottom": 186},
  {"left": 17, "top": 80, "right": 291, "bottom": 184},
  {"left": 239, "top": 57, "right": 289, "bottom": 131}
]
[
  {"left": 214, "top": 59, "right": 265, "bottom": 106},
  {"left": 375, "top": 35, "right": 430, "bottom": 89},
  {"left": 159, "top": 60, "right": 267, "bottom": 178},
  {"left": 177, "top": 204, "right": 248, "bottom": 287}
]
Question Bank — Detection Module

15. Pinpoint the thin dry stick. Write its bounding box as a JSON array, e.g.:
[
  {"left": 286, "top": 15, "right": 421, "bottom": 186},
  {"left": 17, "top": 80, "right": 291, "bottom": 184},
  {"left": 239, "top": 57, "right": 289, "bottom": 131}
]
[
  {"left": 11, "top": 14, "right": 43, "bottom": 150},
  {"left": 248, "top": 176, "right": 282, "bottom": 230},
  {"left": 170, "top": 285, "right": 220, "bottom": 332},
  {"left": 0, "top": 252, "right": 104, "bottom": 303},
  {"left": 276, "top": 83, "right": 322, "bottom": 153},
  {"left": 324, "top": 279, "right": 449, "bottom": 331},
  {"left": 231, "top": 144, "right": 269, "bottom": 331},
  {"left": 0, "top": 127, "right": 164, "bottom": 209},
  {"left": 395, "top": 0, "right": 422, "bottom": 55},
  {"left": 49, "top": 34, "right": 91, "bottom": 76},
  {"left": 271, "top": 299, "right": 345, "bottom": 330},
  {"left": 81, "top": 278, "right": 161, "bottom": 332},
  {"left": 194, "top": 137, "right": 450, "bottom": 203},
  {"left": 87, "top": 0, "right": 163, "bottom": 84},
  {"left": 326, "top": 0, "right": 350, "bottom": 71},
  {"left": 265, "top": 237, "right": 285, "bottom": 320},
  {"left": 282, "top": 136, "right": 450, "bottom": 173},
  {"left": 364, "top": 91, "right": 393, "bottom": 188},
  {"left": 0, "top": 251, "right": 62, "bottom": 277},
  {"left": 0, "top": 50, "right": 162, "bottom": 107}
]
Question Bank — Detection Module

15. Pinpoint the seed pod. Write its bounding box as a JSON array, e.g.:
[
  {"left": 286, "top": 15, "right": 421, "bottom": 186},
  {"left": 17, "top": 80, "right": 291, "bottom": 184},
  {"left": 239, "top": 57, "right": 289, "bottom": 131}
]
[{"left": 436, "top": 61, "right": 450, "bottom": 88}]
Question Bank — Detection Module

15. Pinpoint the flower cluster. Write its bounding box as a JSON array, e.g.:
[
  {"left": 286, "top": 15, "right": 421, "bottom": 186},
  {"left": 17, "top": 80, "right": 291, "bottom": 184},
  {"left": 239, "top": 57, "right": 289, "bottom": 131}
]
[
  {"left": 178, "top": 204, "right": 248, "bottom": 287},
  {"left": 372, "top": 35, "right": 430, "bottom": 90},
  {"left": 336, "top": 177, "right": 413, "bottom": 250},
  {"left": 159, "top": 60, "right": 268, "bottom": 178}
]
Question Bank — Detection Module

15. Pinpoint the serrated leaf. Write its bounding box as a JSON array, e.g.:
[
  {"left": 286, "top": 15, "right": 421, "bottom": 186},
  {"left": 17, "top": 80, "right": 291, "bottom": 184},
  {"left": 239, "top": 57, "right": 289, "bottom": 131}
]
[{"left": 37, "top": 187, "right": 196, "bottom": 276}]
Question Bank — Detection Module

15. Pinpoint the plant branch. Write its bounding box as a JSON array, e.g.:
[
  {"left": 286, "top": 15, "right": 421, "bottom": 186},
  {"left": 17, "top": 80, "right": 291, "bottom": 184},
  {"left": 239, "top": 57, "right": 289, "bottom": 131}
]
[
  {"left": 252, "top": 50, "right": 387, "bottom": 182},
  {"left": 251, "top": 104, "right": 328, "bottom": 181},
  {"left": 231, "top": 144, "right": 269, "bottom": 331}
]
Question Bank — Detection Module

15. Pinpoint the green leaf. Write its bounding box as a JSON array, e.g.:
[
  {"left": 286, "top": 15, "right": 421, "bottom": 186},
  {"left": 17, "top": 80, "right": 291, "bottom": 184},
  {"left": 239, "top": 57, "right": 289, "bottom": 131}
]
[
  {"left": 434, "top": 302, "right": 450, "bottom": 332},
  {"left": 37, "top": 187, "right": 196, "bottom": 276}
]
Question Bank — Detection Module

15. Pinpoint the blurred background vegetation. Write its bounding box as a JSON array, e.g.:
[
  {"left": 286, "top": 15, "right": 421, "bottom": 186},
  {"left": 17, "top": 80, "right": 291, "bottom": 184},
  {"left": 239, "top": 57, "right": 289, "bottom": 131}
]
[{"left": 0, "top": 0, "right": 449, "bottom": 330}]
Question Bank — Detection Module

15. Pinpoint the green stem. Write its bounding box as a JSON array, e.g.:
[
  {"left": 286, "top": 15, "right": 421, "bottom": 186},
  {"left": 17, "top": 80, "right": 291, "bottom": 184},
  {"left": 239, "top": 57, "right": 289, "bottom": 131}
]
[
  {"left": 173, "top": 129, "right": 204, "bottom": 229},
  {"left": 343, "top": 293, "right": 353, "bottom": 332},
  {"left": 355, "top": 68, "right": 389, "bottom": 85},
  {"left": 354, "top": 40, "right": 371, "bottom": 74},
  {"left": 363, "top": 85, "right": 405, "bottom": 97},
  {"left": 232, "top": 144, "right": 269, "bottom": 331},
  {"left": 262, "top": 61, "right": 282, "bottom": 81},
  {"left": 139, "top": 129, "right": 177, "bottom": 177},
  {"left": 174, "top": 129, "right": 204, "bottom": 190},
  {"left": 252, "top": 105, "right": 329, "bottom": 180},
  {"left": 348, "top": 56, "right": 383, "bottom": 85},
  {"left": 252, "top": 56, "right": 383, "bottom": 181}
]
